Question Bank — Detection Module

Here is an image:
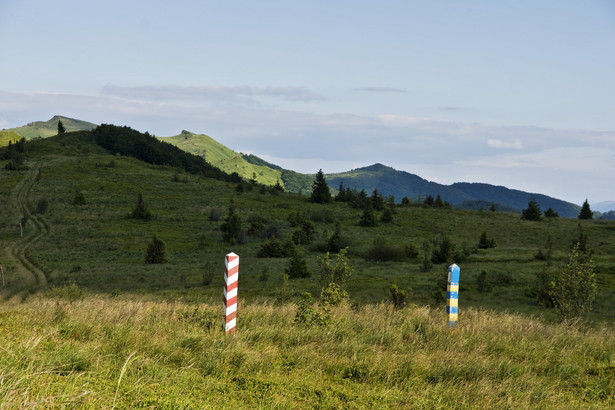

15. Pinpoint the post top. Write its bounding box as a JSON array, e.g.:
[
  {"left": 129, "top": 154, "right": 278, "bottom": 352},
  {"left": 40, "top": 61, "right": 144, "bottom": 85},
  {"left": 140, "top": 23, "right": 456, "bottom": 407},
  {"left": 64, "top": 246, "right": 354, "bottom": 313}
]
[{"left": 226, "top": 252, "right": 239, "bottom": 257}]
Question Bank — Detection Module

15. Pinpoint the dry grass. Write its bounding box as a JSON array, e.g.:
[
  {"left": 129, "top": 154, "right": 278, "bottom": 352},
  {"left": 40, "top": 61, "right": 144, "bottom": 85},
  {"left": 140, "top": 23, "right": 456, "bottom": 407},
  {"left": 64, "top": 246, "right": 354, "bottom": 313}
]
[{"left": 0, "top": 294, "right": 612, "bottom": 408}]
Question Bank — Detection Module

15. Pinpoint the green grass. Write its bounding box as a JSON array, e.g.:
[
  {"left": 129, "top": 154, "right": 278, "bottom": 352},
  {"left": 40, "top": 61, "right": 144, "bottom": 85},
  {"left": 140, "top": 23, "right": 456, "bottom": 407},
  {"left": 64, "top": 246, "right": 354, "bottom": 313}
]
[
  {"left": 1, "top": 132, "right": 614, "bottom": 406},
  {"left": 161, "top": 131, "right": 283, "bottom": 186},
  {"left": 0, "top": 130, "right": 21, "bottom": 147},
  {"left": 0, "top": 295, "right": 612, "bottom": 408}
]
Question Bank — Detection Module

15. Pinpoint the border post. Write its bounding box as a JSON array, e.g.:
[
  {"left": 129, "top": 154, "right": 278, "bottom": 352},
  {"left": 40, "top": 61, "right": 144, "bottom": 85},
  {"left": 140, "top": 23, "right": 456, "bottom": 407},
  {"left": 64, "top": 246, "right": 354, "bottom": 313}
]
[
  {"left": 223, "top": 252, "right": 239, "bottom": 334},
  {"left": 447, "top": 263, "right": 460, "bottom": 327}
]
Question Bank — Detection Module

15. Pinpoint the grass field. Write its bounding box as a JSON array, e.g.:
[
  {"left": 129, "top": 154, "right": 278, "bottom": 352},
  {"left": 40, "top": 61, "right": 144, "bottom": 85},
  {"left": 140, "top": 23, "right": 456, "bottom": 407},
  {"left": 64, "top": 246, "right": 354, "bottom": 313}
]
[
  {"left": 0, "top": 295, "right": 613, "bottom": 408},
  {"left": 0, "top": 131, "right": 614, "bottom": 406}
]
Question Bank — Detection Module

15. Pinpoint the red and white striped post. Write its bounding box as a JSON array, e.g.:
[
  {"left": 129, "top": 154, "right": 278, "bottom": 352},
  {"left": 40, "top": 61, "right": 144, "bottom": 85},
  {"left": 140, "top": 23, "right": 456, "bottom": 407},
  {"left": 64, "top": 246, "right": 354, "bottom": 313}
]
[{"left": 223, "top": 252, "right": 239, "bottom": 334}]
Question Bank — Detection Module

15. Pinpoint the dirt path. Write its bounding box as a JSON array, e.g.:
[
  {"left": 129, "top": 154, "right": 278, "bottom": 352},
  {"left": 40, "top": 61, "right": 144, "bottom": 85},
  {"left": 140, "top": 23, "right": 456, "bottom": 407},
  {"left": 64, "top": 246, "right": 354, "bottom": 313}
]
[{"left": 1, "top": 163, "right": 49, "bottom": 298}]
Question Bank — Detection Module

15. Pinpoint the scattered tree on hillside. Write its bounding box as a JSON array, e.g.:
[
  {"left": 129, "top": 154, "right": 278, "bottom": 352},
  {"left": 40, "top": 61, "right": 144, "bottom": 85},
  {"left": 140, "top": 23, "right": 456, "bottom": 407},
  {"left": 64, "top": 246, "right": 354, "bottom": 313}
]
[
  {"left": 286, "top": 245, "right": 311, "bottom": 279},
  {"left": 544, "top": 207, "right": 559, "bottom": 218},
  {"left": 553, "top": 242, "right": 596, "bottom": 319},
  {"left": 130, "top": 193, "right": 152, "bottom": 220},
  {"left": 359, "top": 204, "right": 377, "bottom": 227},
  {"left": 477, "top": 231, "right": 496, "bottom": 249},
  {"left": 578, "top": 199, "right": 593, "bottom": 220},
  {"left": 145, "top": 234, "right": 167, "bottom": 264},
  {"left": 310, "top": 169, "right": 331, "bottom": 204},
  {"left": 57, "top": 120, "right": 66, "bottom": 134},
  {"left": 521, "top": 198, "right": 542, "bottom": 221},
  {"left": 221, "top": 200, "right": 243, "bottom": 245}
]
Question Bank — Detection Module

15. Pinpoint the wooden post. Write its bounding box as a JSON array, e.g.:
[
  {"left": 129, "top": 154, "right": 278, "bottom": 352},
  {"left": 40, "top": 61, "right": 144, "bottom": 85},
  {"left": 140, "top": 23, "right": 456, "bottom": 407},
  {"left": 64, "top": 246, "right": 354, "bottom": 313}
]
[
  {"left": 223, "top": 252, "right": 239, "bottom": 334},
  {"left": 447, "top": 263, "right": 460, "bottom": 327}
]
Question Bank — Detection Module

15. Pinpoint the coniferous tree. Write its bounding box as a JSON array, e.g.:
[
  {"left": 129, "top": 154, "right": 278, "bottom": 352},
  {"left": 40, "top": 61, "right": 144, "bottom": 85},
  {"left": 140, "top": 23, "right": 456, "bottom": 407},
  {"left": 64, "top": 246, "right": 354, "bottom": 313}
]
[
  {"left": 521, "top": 198, "right": 542, "bottom": 221},
  {"left": 310, "top": 169, "right": 331, "bottom": 204},
  {"left": 130, "top": 193, "right": 152, "bottom": 220},
  {"left": 286, "top": 245, "right": 311, "bottom": 279},
  {"left": 145, "top": 234, "right": 167, "bottom": 264},
  {"left": 544, "top": 207, "right": 559, "bottom": 218},
  {"left": 578, "top": 199, "right": 593, "bottom": 220},
  {"left": 57, "top": 120, "right": 66, "bottom": 134}
]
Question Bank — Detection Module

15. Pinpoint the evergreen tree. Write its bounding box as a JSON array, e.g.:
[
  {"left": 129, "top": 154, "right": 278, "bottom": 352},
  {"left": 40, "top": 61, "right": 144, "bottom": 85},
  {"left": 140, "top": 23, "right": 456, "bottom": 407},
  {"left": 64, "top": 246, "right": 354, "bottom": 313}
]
[
  {"left": 434, "top": 194, "right": 444, "bottom": 208},
  {"left": 521, "top": 198, "right": 542, "bottom": 221},
  {"left": 544, "top": 207, "right": 559, "bottom": 218},
  {"left": 359, "top": 204, "right": 377, "bottom": 227},
  {"left": 57, "top": 120, "right": 66, "bottom": 134},
  {"left": 221, "top": 201, "right": 243, "bottom": 245},
  {"left": 578, "top": 199, "right": 593, "bottom": 220},
  {"left": 130, "top": 193, "right": 152, "bottom": 220},
  {"left": 310, "top": 169, "right": 331, "bottom": 204},
  {"left": 370, "top": 189, "right": 385, "bottom": 210},
  {"left": 145, "top": 234, "right": 167, "bottom": 264},
  {"left": 286, "top": 245, "right": 311, "bottom": 279}
]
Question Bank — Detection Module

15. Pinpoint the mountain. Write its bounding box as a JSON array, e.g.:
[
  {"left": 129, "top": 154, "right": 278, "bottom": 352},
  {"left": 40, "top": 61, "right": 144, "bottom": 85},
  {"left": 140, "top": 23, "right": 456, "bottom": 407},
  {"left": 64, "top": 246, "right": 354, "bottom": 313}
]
[
  {"left": 594, "top": 201, "right": 615, "bottom": 213},
  {"left": 7, "top": 115, "right": 97, "bottom": 140},
  {"left": 3, "top": 117, "right": 588, "bottom": 217},
  {"left": 161, "top": 131, "right": 314, "bottom": 191},
  {"left": 325, "top": 163, "right": 581, "bottom": 218}
]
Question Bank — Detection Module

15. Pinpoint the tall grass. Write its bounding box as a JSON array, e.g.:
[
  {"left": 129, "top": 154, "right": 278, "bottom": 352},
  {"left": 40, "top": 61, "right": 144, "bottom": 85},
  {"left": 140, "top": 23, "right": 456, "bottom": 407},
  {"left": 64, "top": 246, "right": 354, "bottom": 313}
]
[{"left": 0, "top": 295, "right": 613, "bottom": 408}]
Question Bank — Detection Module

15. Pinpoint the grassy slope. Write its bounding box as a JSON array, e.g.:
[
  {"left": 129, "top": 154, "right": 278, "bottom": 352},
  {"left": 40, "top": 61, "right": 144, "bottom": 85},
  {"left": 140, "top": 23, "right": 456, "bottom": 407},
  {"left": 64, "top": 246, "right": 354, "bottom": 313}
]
[
  {"left": 0, "top": 133, "right": 614, "bottom": 406},
  {"left": 0, "top": 296, "right": 613, "bottom": 407},
  {"left": 160, "top": 131, "right": 283, "bottom": 186},
  {"left": 9, "top": 115, "right": 97, "bottom": 140},
  {"left": 0, "top": 130, "right": 21, "bottom": 147}
]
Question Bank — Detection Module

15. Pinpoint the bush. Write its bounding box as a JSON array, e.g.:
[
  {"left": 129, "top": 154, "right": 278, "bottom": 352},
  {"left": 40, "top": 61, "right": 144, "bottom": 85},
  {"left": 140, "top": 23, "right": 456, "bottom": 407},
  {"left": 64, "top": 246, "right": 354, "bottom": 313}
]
[
  {"left": 477, "top": 231, "right": 496, "bottom": 249},
  {"left": 73, "top": 192, "right": 87, "bottom": 206},
  {"left": 553, "top": 242, "right": 596, "bottom": 319},
  {"left": 325, "top": 222, "right": 349, "bottom": 253},
  {"left": 390, "top": 284, "right": 412, "bottom": 309},
  {"left": 364, "top": 243, "right": 406, "bottom": 262},
  {"left": 257, "top": 238, "right": 294, "bottom": 258},
  {"left": 36, "top": 198, "right": 49, "bottom": 214},
  {"left": 477, "top": 270, "right": 493, "bottom": 293},
  {"left": 431, "top": 235, "right": 455, "bottom": 264}
]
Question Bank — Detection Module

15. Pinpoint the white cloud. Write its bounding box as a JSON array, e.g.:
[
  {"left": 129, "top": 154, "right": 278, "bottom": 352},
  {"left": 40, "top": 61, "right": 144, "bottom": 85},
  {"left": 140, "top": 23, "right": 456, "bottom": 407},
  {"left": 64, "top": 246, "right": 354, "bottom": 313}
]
[
  {"left": 487, "top": 139, "right": 523, "bottom": 149},
  {"left": 2, "top": 88, "right": 614, "bottom": 203},
  {"left": 100, "top": 84, "right": 326, "bottom": 103}
]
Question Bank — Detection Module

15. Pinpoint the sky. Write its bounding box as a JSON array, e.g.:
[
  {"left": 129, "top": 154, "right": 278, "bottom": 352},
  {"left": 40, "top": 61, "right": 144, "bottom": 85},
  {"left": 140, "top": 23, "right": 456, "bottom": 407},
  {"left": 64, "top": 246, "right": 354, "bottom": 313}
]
[{"left": 1, "top": 0, "right": 615, "bottom": 206}]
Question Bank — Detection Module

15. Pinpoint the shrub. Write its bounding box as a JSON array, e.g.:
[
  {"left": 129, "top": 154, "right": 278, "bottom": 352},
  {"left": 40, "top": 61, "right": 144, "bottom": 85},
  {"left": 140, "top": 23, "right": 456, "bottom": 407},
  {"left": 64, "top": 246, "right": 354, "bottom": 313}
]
[
  {"left": 294, "top": 292, "right": 331, "bottom": 326},
  {"left": 477, "top": 231, "right": 496, "bottom": 249},
  {"left": 36, "top": 198, "right": 49, "bottom": 214},
  {"left": 359, "top": 206, "right": 377, "bottom": 227},
  {"left": 257, "top": 238, "right": 294, "bottom": 258},
  {"left": 364, "top": 243, "right": 406, "bottom": 262},
  {"left": 553, "top": 242, "right": 596, "bottom": 319},
  {"left": 326, "top": 222, "right": 349, "bottom": 253},
  {"left": 477, "top": 270, "right": 493, "bottom": 293},
  {"left": 145, "top": 234, "right": 167, "bottom": 264},
  {"left": 73, "top": 192, "right": 87, "bottom": 206},
  {"left": 221, "top": 202, "right": 243, "bottom": 245},
  {"left": 318, "top": 248, "right": 352, "bottom": 290},
  {"left": 431, "top": 235, "right": 455, "bottom": 264},
  {"left": 390, "top": 284, "right": 412, "bottom": 309}
]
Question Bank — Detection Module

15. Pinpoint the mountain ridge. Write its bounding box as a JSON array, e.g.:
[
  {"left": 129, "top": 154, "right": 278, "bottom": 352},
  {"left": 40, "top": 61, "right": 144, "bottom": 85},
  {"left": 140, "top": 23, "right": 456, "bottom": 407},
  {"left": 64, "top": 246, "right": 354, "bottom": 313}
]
[{"left": 3, "top": 117, "right": 591, "bottom": 217}]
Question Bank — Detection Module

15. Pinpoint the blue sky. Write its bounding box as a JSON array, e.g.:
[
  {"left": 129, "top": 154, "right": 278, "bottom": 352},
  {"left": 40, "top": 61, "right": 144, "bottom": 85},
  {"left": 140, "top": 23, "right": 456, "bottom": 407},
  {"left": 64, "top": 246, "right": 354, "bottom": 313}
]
[{"left": 1, "top": 0, "right": 614, "bottom": 206}]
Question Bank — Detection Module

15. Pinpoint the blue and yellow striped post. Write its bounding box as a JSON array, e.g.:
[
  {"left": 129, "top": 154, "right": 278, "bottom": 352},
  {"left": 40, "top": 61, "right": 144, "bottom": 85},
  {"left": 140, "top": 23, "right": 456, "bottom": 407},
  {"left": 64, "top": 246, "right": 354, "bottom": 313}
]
[{"left": 447, "top": 263, "right": 460, "bottom": 327}]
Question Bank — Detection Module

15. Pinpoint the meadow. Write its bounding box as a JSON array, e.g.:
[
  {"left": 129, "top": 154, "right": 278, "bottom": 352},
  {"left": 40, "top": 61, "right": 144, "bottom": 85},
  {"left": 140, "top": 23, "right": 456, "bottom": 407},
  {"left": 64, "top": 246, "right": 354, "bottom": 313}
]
[{"left": 0, "top": 131, "right": 614, "bottom": 407}]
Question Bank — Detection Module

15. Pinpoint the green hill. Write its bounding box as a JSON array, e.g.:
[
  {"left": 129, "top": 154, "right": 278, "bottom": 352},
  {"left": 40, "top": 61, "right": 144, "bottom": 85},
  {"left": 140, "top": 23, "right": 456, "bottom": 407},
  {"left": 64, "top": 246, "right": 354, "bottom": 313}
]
[
  {"left": 0, "top": 130, "right": 21, "bottom": 147},
  {"left": 161, "top": 131, "right": 284, "bottom": 186},
  {"left": 0, "top": 126, "right": 614, "bottom": 406},
  {"left": 325, "top": 163, "right": 581, "bottom": 218},
  {"left": 9, "top": 115, "right": 97, "bottom": 140}
]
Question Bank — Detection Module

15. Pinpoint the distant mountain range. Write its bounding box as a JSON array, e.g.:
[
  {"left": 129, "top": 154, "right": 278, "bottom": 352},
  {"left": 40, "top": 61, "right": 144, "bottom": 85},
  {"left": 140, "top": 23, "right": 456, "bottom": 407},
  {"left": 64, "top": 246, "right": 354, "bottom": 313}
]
[{"left": 4, "top": 116, "right": 608, "bottom": 218}]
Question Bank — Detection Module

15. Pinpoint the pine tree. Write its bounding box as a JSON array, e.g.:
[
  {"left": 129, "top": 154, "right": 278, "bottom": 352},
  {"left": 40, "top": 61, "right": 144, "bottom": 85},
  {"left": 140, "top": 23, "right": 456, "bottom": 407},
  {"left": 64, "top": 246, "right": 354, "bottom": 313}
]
[
  {"left": 521, "top": 198, "right": 542, "bottom": 221},
  {"left": 286, "top": 245, "right": 311, "bottom": 279},
  {"left": 145, "top": 234, "right": 167, "bottom": 264},
  {"left": 130, "top": 193, "right": 152, "bottom": 220},
  {"left": 57, "top": 120, "right": 66, "bottom": 134},
  {"left": 578, "top": 199, "right": 593, "bottom": 220},
  {"left": 310, "top": 169, "right": 331, "bottom": 203}
]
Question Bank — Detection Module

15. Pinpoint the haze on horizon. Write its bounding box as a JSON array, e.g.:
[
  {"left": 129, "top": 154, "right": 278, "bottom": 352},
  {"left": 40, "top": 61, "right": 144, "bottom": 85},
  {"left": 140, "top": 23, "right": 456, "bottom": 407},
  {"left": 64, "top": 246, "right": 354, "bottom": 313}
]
[{"left": 1, "top": 0, "right": 614, "bottom": 205}]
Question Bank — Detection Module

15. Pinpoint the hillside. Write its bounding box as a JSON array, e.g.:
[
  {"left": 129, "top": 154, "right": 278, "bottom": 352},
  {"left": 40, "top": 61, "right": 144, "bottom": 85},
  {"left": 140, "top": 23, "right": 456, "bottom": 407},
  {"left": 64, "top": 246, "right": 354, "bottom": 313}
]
[
  {"left": 0, "top": 130, "right": 21, "bottom": 147},
  {"left": 326, "top": 163, "right": 581, "bottom": 218},
  {"left": 8, "top": 115, "right": 97, "bottom": 140},
  {"left": 161, "top": 131, "right": 284, "bottom": 186},
  {"left": 0, "top": 126, "right": 614, "bottom": 406}
]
